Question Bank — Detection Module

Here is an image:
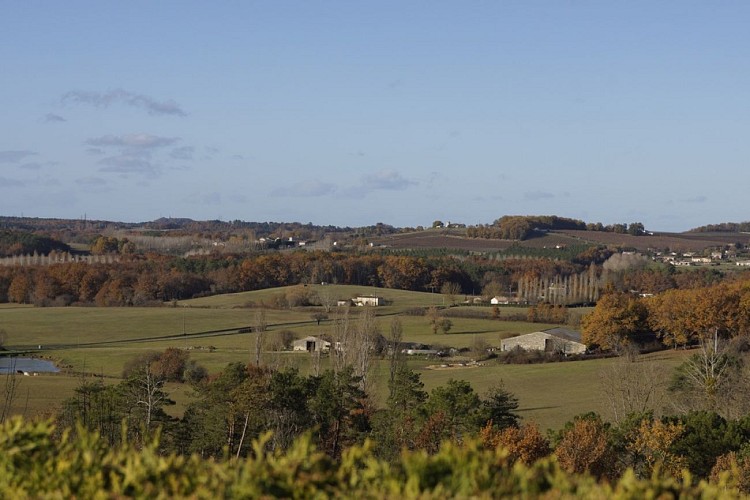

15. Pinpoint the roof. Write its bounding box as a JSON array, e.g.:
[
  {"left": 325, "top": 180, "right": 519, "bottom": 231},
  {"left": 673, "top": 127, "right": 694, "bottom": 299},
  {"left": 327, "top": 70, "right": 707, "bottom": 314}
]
[{"left": 541, "top": 327, "right": 583, "bottom": 343}]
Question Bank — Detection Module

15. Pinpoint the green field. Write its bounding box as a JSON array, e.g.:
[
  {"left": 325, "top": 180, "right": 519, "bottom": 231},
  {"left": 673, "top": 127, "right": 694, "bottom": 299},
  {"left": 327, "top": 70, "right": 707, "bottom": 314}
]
[{"left": 1, "top": 285, "right": 686, "bottom": 430}]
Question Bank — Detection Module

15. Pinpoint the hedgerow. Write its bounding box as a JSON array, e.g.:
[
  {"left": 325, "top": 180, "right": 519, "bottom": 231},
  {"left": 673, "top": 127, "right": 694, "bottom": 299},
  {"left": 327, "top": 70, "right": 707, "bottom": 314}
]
[{"left": 0, "top": 417, "right": 741, "bottom": 498}]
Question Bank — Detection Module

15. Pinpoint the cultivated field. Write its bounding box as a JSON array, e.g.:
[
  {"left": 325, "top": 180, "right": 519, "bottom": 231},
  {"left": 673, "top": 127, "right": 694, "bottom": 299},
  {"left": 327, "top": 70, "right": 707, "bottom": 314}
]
[{"left": 368, "top": 227, "right": 750, "bottom": 254}]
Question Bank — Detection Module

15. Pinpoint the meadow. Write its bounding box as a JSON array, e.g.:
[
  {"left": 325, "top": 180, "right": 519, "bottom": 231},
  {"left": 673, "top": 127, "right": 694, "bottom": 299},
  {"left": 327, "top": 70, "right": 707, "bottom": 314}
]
[{"left": 1, "top": 285, "right": 688, "bottom": 431}]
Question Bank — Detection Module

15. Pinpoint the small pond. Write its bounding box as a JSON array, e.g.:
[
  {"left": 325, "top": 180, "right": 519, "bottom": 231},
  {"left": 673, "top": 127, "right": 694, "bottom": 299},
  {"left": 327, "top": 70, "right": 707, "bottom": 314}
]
[{"left": 0, "top": 357, "right": 60, "bottom": 374}]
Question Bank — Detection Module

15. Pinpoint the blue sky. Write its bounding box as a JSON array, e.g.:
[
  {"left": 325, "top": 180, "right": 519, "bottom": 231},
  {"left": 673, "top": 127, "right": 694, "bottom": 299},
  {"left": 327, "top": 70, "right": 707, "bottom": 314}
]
[{"left": 1, "top": 1, "right": 749, "bottom": 231}]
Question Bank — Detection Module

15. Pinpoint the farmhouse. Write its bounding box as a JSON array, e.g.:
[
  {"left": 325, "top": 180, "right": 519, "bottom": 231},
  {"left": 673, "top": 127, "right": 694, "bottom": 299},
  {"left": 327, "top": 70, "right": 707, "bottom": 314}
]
[
  {"left": 500, "top": 328, "right": 586, "bottom": 355},
  {"left": 292, "top": 336, "right": 331, "bottom": 352},
  {"left": 353, "top": 295, "right": 384, "bottom": 306}
]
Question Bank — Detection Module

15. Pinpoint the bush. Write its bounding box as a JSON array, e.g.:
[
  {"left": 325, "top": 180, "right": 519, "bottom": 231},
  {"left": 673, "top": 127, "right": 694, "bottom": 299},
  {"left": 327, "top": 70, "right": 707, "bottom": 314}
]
[{"left": 0, "top": 417, "right": 739, "bottom": 498}]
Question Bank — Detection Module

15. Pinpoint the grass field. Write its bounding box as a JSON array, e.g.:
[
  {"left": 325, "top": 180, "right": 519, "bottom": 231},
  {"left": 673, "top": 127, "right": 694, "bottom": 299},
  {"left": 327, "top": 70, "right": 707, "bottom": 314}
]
[{"left": 0, "top": 284, "right": 686, "bottom": 431}]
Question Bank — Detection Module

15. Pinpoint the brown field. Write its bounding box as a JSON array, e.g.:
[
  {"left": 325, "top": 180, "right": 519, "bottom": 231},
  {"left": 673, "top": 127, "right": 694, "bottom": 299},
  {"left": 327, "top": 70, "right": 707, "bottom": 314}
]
[
  {"left": 557, "top": 229, "right": 750, "bottom": 252},
  {"left": 371, "top": 228, "right": 750, "bottom": 254}
]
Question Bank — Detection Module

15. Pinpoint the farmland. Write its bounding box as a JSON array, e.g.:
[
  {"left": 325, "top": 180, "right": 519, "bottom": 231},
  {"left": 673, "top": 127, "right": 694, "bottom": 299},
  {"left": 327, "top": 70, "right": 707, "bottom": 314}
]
[
  {"left": 370, "top": 226, "right": 750, "bottom": 254},
  {"left": 0, "top": 285, "right": 687, "bottom": 430}
]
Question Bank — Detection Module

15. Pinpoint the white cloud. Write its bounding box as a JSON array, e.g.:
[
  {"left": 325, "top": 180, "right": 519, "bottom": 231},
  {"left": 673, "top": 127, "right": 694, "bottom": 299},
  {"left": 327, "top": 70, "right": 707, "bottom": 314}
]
[
  {"left": 361, "top": 169, "right": 417, "bottom": 191},
  {"left": 524, "top": 191, "right": 555, "bottom": 201},
  {"left": 170, "top": 146, "right": 195, "bottom": 160},
  {"left": 86, "top": 133, "right": 178, "bottom": 149},
  {"left": 0, "top": 150, "right": 37, "bottom": 163},
  {"left": 273, "top": 180, "right": 337, "bottom": 197},
  {"left": 98, "top": 155, "right": 158, "bottom": 176},
  {"left": 62, "top": 89, "right": 187, "bottom": 116},
  {"left": 44, "top": 113, "right": 66, "bottom": 123},
  {"left": 0, "top": 176, "right": 25, "bottom": 187}
]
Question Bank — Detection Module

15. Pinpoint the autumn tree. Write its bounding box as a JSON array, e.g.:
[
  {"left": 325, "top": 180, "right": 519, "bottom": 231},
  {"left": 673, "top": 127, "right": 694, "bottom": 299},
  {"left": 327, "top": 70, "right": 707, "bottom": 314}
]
[
  {"left": 481, "top": 422, "right": 550, "bottom": 465},
  {"left": 554, "top": 415, "right": 617, "bottom": 480},
  {"left": 581, "top": 292, "right": 648, "bottom": 351},
  {"left": 626, "top": 418, "right": 687, "bottom": 478}
]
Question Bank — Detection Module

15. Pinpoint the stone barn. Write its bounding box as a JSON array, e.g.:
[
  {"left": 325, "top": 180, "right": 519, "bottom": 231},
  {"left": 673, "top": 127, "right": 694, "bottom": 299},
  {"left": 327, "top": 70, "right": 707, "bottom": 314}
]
[
  {"left": 500, "top": 328, "right": 586, "bottom": 355},
  {"left": 292, "top": 336, "right": 331, "bottom": 352}
]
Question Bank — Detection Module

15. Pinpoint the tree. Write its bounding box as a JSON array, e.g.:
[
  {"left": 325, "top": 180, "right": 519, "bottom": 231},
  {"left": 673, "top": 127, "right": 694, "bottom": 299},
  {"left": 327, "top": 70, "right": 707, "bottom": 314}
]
[
  {"left": 424, "top": 379, "right": 481, "bottom": 444},
  {"left": 387, "top": 318, "right": 404, "bottom": 385},
  {"left": 1, "top": 358, "right": 21, "bottom": 424},
  {"left": 628, "top": 222, "right": 645, "bottom": 236},
  {"left": 669, "top": 332, "right": 742, "bottom": 415},
  {"left": 123, "top": 363, "right": 172, "bottom": 437},
  {"left": 481, "top": 422, "right": 550, "bottom": 465},
  {"left": 627, "top": 418, "right": 687, "bottom": 478},
  {"left": 479, "top": 383, "right": 520, "bottom": 431},
  {"left": 554, "top": 415, "right": 617, "bottom": 480},
  {"left": 253, "top": 309, "right": 267, "bottom": 367},
  {"left": 426, "top": 307, "right": 452, "bottom": 334},
  {"left": 646, "top": 289, "right": 695, "bottom": 348},
  {"left": 599, "top": 354, "right": 667, "bottom": 424},
  {"left": 151, "top": 348, "right": 189, "bottom": 382},
  {"left": 373, "top": 365, "right": 428, "bottom": 459},
  {"left": 581, "top": 292, "right": 648, "bottom": 351},
  {"left": 308, "top": 367, "right": 368, "bottom": 458},
  {"left": 311, "top": 312, "right": 328, "bottom": 326},
  {"left": 440, "top": 281, "right": 461, "bottom": 305}
]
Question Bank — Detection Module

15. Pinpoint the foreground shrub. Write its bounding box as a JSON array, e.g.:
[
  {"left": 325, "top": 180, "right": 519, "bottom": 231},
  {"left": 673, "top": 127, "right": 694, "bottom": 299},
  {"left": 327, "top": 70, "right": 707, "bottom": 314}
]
[{"left": 0, "top": 417, "right": 741, "bottom": 498}]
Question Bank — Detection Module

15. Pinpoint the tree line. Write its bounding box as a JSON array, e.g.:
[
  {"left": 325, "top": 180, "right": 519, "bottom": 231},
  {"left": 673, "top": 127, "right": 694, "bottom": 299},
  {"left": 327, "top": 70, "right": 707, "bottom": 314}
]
[
  {"left": 0, "top": 250, "right": 588, "bottom": 306},
  {"left": 467, "top": 215, "right": 647, "bottom": 240}
]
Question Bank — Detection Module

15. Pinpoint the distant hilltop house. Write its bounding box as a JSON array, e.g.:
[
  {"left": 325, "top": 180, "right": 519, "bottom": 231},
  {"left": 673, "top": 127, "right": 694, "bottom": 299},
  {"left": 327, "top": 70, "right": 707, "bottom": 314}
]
[
  {"left": 500, "top": 328, "right": 586, "bottom": 355},
  {"left": 490, "top": 296, "right": 523, "bottom": 305},
  {"left": 490, "top": 296, "right": 511, "bottom": 305},
  {"left": 292, "top": 336, "right": 331, "bottom": 352}
]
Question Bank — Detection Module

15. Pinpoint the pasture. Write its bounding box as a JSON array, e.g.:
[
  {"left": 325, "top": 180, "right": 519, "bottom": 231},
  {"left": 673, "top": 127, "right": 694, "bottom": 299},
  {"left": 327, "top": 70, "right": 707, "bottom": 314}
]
[{"left": 1, "top": 285, "right": 686, "bottom": 430}]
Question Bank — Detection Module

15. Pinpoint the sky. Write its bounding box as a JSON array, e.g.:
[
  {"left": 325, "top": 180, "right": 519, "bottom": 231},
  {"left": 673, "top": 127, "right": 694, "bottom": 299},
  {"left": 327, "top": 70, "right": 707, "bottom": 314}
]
[{"left": 1, "top": 1, "right": 749, "bottom": 232}]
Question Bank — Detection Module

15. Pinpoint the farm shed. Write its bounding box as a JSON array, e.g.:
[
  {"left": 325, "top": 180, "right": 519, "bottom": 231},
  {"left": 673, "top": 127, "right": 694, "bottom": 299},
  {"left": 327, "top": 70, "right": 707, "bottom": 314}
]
[
  {"left": 500, "top": 328, "right": 586, "bottom": 355},
  {"left": 292, "top": 336, "right": 331, "bottom": 352},
  {"left": 354, "top": 295, "right": 384, "bottom": 306}
]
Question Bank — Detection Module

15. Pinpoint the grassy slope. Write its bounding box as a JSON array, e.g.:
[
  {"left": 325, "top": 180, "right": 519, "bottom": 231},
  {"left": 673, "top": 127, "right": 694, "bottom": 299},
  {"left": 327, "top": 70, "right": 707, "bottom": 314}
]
[{"left": 1, "top": 285, "right": 685, "bottom": 430}]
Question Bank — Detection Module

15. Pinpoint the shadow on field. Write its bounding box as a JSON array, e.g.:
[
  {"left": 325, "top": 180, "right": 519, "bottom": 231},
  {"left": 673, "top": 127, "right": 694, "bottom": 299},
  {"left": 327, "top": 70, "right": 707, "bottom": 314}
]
[{"left": 518, "top": 406, "right": 561, "bottom": 412}]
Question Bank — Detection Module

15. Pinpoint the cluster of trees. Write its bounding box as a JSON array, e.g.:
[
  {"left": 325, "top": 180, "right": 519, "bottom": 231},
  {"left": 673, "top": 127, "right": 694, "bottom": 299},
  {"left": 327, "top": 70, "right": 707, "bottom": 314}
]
[
  {"left": 466, "top": 216, "right": 647, "bottom": 240},
  {"left": 582, "top": 280, "right": 750, "bottom": 351},
  {"left": 0, "top": 230, "right": 70, "bottom": 258},
  {"left": 689, "top": 221, "right": 750, "bottom": 233},
  {"left": 56, "top": 344, "right": 521, "bottom": 462},
  {"left": 0, "top": 250, "right": 594, "bottom": 306}
]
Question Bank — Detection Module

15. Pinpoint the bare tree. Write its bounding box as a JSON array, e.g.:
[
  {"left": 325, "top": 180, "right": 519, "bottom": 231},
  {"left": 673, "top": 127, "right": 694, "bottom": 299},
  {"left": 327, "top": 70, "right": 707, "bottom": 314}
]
[
  {"left": 253, "top": 309, "right": 267, "bottom": 367},
  {"left": 310, "top": 349, "right": 321, "bottom": 377},
  {"left": 388, "top": 318, "right": 404, "bottom": 385},
  {"left": 352, "top": 307, "right": 378, "bottom": 392},
  {"left": 441, "top": 282, "right": 462, "bottom": 305},
  {"left": 317, "top": 287, "right": 334, "bottom": 313},
  {"left": 599, "top": 354, "right": 667, "bottom": 424},
  {"left": 669, "top": 330, "right": 746, "bottom": 417},
  {"left": 1, "top": 358, "right": 21, "bottom": 424},
  {"left": 331, "top": 306, "right": 377, "bottom": 392},
  {"left": 126, "top": 363, "right": 168, "bottom": 434},
  {"left": 331, "top": 308, "right": 351, "bottom": 374}
]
